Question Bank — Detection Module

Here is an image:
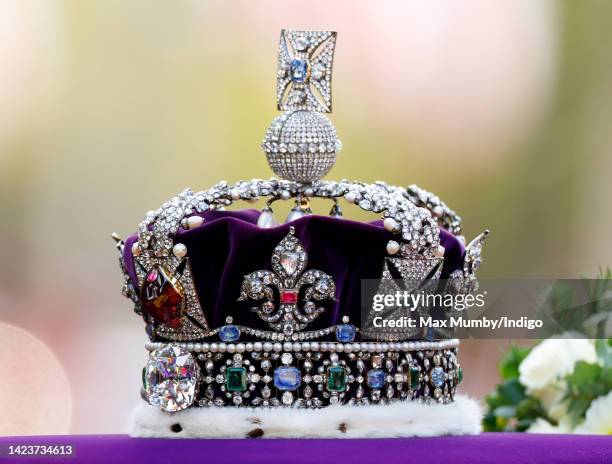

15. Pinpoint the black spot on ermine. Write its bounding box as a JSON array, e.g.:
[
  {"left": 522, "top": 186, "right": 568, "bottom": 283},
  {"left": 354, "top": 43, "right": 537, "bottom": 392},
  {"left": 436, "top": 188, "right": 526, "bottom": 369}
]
[
  {"left": 339, "top": 422, "right": 347, "bottom": 433},
  {"left": 170, "top": 423, "right": 182, "bottom": 433},
  {"left": 247, "top": 428, "right": 264, "bottom": 438}
]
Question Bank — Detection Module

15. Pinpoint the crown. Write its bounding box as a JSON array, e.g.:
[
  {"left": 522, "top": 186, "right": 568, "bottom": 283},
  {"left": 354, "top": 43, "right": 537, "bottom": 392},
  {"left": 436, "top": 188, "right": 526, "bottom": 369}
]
[{"left": 113, "top": 29, "right": 487, "bottom": 437}]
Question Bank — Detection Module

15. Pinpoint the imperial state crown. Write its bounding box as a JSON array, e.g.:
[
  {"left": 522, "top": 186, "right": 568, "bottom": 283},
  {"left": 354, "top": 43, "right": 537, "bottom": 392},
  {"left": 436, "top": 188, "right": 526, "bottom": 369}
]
[{"left": 113, "top": 29, "right": 486, "bottom": 438}]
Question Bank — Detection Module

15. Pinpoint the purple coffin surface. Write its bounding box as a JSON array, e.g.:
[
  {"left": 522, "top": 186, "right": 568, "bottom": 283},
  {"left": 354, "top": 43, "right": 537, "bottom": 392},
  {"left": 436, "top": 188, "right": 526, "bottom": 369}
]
[
  {"left": 123, "top": 210, "right": 465, "bottom": 332},
  {"left": 1, "top": 434, "right": 611, "bottom": 464}
]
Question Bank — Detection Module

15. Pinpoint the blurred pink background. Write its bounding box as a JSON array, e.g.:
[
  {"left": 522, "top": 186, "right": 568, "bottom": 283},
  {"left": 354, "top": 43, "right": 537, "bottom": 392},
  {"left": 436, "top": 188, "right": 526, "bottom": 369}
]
[{"left": 0, "top": 0, "right": 611, "bottom": 435}]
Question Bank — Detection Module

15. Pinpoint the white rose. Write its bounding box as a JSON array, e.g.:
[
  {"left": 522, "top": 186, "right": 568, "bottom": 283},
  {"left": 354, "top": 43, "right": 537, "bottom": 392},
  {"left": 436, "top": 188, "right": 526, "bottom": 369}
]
[
  {"left": 519, "top": 338, "right": 597, "bottom": 391},
  {"left": 574, "top": 391, "right": 612, "bottom": 435},
  {"left": 527, "top": 417, "right": 572, "bottom": 434}
]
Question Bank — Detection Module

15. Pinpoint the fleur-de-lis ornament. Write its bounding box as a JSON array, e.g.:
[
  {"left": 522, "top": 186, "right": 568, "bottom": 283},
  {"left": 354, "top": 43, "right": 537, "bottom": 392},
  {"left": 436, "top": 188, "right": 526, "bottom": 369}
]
[{"left": 238, "top": 227, "right": 336, "bottom": 336}]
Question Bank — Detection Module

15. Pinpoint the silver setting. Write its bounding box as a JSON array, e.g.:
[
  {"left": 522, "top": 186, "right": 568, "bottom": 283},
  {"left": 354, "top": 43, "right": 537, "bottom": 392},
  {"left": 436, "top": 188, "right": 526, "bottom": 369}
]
[
  {"left": 238, "top": 226, "right": 336, "bottom": 335},
  {"left": 276, "top": 29, "right": 337, "bottom": 113}
]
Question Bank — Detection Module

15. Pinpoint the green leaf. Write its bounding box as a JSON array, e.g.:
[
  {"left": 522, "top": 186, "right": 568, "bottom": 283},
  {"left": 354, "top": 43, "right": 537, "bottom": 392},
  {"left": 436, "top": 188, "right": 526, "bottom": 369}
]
[
  {"left": 497, "top": 379, "right": 527, "bottom": 405},
  {"left": 566, "top": 361, "right": 602, "bottom": 393},
  {"left": 499, "top": 345, "right": 531, "bottom": 380},
  {"left": 515, "top": 397, "right": 546, "bottom": 420},
  {"left": 595, "top": 339, "right": 612, "bottom": 367}
]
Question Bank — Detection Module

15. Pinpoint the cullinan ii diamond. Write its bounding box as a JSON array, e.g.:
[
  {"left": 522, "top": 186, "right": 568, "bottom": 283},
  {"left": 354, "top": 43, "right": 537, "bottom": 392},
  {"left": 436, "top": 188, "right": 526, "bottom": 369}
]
[{"left": 144, "top": 345, "right": 198, "bottom": 412}]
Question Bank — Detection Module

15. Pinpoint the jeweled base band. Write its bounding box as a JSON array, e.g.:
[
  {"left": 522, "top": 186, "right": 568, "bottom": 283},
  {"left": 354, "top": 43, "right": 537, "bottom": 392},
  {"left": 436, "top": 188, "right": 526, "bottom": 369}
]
[{"left": 142, "top": 340, "right": 462, "bottom": 412}]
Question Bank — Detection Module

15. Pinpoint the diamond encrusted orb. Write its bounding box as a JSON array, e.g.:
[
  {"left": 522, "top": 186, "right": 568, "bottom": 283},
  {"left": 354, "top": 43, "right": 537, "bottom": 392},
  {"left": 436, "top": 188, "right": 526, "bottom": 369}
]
[
  {"left": 144, "top": 345, "right": 198, "bottom": 412},
  {"left": 262, "top": 110, "right": 342, "bottom": 183}
]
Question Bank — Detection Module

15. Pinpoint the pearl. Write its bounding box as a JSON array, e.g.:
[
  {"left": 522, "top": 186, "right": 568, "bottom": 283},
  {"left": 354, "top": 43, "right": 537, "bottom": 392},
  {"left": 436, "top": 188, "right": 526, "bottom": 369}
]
[
  {"left": 292, "top": 342, "right": 301, "bottom": 352},
  {"left": 283, "top": 342, "right": 292, "bottom": 351},
  {"left": 201, "top": 343, "right": 210, "bottom": 352},
  {"left": 218, "top": 343, "right": 227, "bottom": 353},
  {"left": 186, "top": 216, "right": 204, "bottom": 229},
  {"left": 226, "top": 344, "right": 236, "bottom": 354},
  {"left": 230, "top": 189, "right": 241, "bottom": 200},
  {"left": 433, "top": 205, "right": 444, "bottom": 217},
  {"left": 236, "top": 343, "right": 245, "bottom": 353},
  {"left": 345, "top": 192, "right": 357, "bottom": 204},
  {"left": 336, "top": 344, "right": 345, "bottom": 353},
  {"left": 310, "top": 342, "right": 320, "bottom": 351},
  {"left": 304, "top": 188, "right": 314, "bottom": 197},
  {"left": 263, "top": 342, "right": 273, "bottom": 352},
  {"left": 210, "top": 343, "right": 218, "bottom": 353},
  {"left": 253, "top": 342, "right": 263, "bottom": 352},
  {"left": 131, "top": 242, "right": 141, "bottom": 256},
  {"left": 273, "top": 342, "right": 283, "bottom": 352},
  {"left": 285, "top": 207, "right": 309, "bottom": 223},
  {"left": 280, "top": 190, "right": 291, "bottom": 200},
  {"left": 245, "top": 343, "right": 253, "bottom": 352},
  {"left": 257, "top": 207, "right": 279, "bottom": 228},
  {"left": 383, "top": 217, "right": 399, "bottom": 232},
  {"left": 386, "top": 240, "right": 400, "bottom": 255},
  {"left": 435, "top": 245, "right": 445, "bottom": 258},
  {"left": 173, "top": 243, "right": 187, "bottom": 258},
  {"left": 302, "top": 342, "right": 310, "bottom": 351}
]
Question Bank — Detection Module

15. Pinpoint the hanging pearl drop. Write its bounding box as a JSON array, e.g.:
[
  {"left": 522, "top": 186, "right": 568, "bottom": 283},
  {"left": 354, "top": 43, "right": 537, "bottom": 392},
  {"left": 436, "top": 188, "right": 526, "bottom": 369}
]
[
  {"left": 286, "top": 207, "right": 309, "bottom": 223},
  {"left": 257, "top": 206, "right": 279, "bottom": 228}
]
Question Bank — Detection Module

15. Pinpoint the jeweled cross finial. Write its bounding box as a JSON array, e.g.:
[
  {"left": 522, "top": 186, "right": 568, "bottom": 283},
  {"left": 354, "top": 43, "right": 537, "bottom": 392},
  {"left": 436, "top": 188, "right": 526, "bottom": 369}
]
[{"left": 276, "top": 29, "right": 337, "bottom": 113}]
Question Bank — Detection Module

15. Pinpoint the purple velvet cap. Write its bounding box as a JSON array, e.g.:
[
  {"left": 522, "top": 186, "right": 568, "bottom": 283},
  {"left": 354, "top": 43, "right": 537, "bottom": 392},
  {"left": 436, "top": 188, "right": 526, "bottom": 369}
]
[{"left": 124, "top": 210, "right": 464, "bottom": 336}]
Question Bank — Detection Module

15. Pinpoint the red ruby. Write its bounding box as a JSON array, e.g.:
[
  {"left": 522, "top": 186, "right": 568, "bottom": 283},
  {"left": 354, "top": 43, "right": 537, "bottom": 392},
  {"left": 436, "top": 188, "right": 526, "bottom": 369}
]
[
  {"left": 140, "top": 266, "right": 183, "bottom": 328},
  {"left": 280, "top": 290, "right": 298, "bottom": 304}
]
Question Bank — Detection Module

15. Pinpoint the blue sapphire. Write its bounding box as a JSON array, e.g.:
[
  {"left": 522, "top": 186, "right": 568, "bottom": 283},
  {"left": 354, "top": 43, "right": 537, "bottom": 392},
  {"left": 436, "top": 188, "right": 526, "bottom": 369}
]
[
  {"left": 367, "top": 370, "right": 385, "bottom": 389},
  {"left": 219, "top": 325, "right": 240, "bottom": 342},
  {"left": 431, "top": 367, "right": 445, "bottom": 387},
  {"left": 274, "top": 366, "right": 301, "bottom": 391},
  {"left": 290, "top": 59, "right": 309, "bottom": 83},
  {"left": 335, "top": 324, "right": 356, "bottom": 342}
]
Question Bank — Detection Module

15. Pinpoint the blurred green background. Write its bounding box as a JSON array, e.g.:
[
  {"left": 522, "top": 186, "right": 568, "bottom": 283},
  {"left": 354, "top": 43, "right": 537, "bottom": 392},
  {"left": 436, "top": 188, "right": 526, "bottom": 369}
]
[{"left": 0, "top": 0, "right": 610, "bottom": 434}]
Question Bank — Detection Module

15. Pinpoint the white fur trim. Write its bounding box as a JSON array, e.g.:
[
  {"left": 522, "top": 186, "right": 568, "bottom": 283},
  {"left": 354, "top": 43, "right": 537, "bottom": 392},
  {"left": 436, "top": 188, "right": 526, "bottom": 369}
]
[{"left": 130, "top": 395, "right": 481, "bottom": 438}]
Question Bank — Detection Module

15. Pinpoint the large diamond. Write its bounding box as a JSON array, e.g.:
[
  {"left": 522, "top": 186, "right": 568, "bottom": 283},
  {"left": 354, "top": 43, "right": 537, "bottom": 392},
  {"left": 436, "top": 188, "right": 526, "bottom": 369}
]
[
  {"left": 144, "top": 345, "right": 198, "bottom": 412},
  {"left": 280, "top": 251, "right": 300, "bottom": 275},
  {"left": 140, "top": 266, "right": 183, "bottom": 328}
]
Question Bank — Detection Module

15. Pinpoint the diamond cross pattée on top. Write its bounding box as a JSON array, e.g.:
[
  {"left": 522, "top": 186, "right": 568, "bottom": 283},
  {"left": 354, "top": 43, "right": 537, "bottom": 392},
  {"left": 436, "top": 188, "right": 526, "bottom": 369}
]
[
  {"left": 238, "top": 226, "right": 336, "bottom": 336},
  {"left": 276, "top": 29, "right": 337, "bottom": 113}
]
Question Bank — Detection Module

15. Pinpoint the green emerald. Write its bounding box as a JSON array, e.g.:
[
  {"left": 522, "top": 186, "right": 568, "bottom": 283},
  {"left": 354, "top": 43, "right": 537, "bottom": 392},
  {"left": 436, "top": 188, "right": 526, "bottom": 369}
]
[
  {"left": 410, "top": 366, "right": 420, "bottom": 390},
  {"left": 142, "top": 366, "right": 147, "bottom": 390},
  {"left": 327, "top": 366, "right": 346, "bottom": 392},
  {"left": 226, "top": 367, "right": 247, "bottom": 392},
  {"left": 457, "top": 367, "right": 463, "bottom": 384}
]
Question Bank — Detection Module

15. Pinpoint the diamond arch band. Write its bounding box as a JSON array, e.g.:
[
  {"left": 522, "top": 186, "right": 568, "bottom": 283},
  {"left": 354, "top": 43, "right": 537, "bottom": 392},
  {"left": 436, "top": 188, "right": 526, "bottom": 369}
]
[{"left": 136, "top": 178, "right": 458, "bottom": 259}]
